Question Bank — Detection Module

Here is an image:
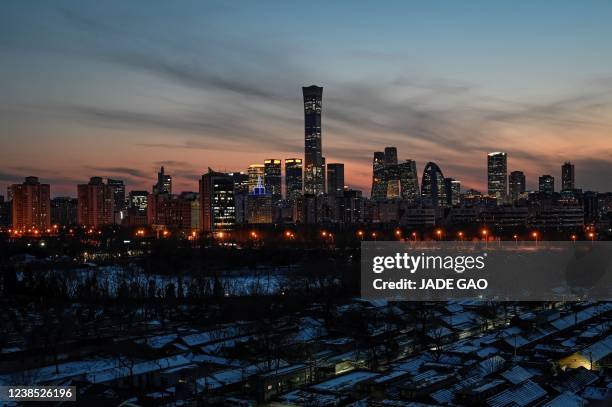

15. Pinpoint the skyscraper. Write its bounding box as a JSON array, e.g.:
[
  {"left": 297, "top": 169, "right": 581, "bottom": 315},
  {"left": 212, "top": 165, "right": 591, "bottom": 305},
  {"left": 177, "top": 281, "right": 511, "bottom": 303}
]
[
  {"left": 10, "top": 176, "right": 50, "bottom": 230},
  {"left": 285, "top": 158, "right": 303, "bottom": 201},
  {"left": 246, "top": 176, "right": 273, "bottom": 224},
  {"left": 199, "top": 168, "right": 235, "bottom": 232},
  {"left": 539, "top": 175, "right": 555, "bottom": 194},
  {"left": 371, "top": 152, "right": 387, "bottom": 200},
  {"left": 561, "top": 162, "right": 575, "bottom": 191},
  {"left": 444, "top": 178, "right": 461, "bottom": 206},
  {"left": 303, "top": 85, "right": 324, "bottom": 195},
  {"left": 487, "top": 152, "right": 507, "bottom": 204},
  {"left": 230, "top": 172, "right": 249, "bottom": 195},
  {"left": 326, "top": 163, "right": 345, "bottom": 198},
  {"left": 398, "top": 159, "right": 419, "bottom": 204},
  {"left": 384, "top": 147, "right": 400, "bottom": 199},
  {"left": 77, "top": 177, "right": 114, "bottom": 227},
  {"left": 421, "top": 162, "right": 445, "bottom": 208},
  {"left": 107, "top": 178, "right": 126, "bottom": 224},
  {"left": 263, "top": 159, "right": 282, "bottom": 201},
  {"left": 247, "top": 164, "right": 265, "bottom": 194},
  {"left": 509, "top": 171, "right": 526, "bottom": 202},
  {"left": 154, "top": 166, "right": 172, "bottom": 195}
]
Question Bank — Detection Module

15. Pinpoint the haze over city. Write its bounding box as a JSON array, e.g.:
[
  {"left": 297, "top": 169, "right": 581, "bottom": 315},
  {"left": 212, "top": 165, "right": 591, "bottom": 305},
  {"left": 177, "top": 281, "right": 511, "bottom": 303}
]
[{"left": 2, "top": 0, "right": 612, "bottom": 197}]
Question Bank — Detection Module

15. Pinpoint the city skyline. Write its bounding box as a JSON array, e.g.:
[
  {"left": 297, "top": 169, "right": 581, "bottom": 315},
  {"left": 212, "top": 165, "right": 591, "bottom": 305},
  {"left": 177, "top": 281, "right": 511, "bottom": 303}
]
[{"left": 2, "top": 1, "right": 612, "bottom": 196}]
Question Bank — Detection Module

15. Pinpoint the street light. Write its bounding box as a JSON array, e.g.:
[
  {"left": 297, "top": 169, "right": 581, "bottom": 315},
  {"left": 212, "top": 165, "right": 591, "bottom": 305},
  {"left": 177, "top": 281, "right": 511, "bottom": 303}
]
[
  {"left": 571, "top": 234, "right": 577, "bottom": 244},
  {"left": 481, "top": 229, "right": 489, "bottom": 248},
  {"left": 588, "top": 232, "right": 595, "bottom": 243},
  {"left": 371, "top": 232, "right": 377, "bottom": 241},
  {"left": 357, "top": 230, "right": 364, "bottom": 240},
  {"left": 436, "top": 229, "right": 443, "bottom": 241},
  {"left": 411, "top": 232, "right": 417, "bottom": 242},
  {"left": 458, "top": 231, "right": 464, "bottom": 241},
  {"left": 395, "top": 229, "right": 402, "bottom": 240},
  {"left": 513, "top": 234, "right": 518, "bottom": 245},
  {"left": 532, "top": 231, "right": 539, "bottom": 246}
]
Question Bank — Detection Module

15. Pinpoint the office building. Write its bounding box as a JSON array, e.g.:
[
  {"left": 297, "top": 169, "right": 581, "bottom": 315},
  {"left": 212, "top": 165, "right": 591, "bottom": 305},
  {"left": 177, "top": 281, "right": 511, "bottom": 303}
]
[
  {"left": 509, "top": 171, "right": 526, "bottom": 203},
  {"left": 421, "top": 162, "right": 446, "bottom": 208},
  {"left": 303, "top": 85, "right": 325, "bottom": 195},
  {"left": 153, "top": 166, "right": 172, "bottom": 195},
  {"left": 326, "top": 163, "right": 345, "bottom": 198},
  {"left": 199, "top": 169, "right": 236, "bottom": 232},
  {"left": 539, "top": 175, "right": 555, "bottom": 195},
  {"left": 285, "top": 158, "right": 303, "bottom": 201},
  {"left": 248, "top": 164, "right": 265, "bottom": 194},
  {"left": 487, "top": 152, "right": 507, "bottom": 204},
  {"left": 384, "top": 147, "right": 400, "bottom": 199},
  {"left": 562, "top": 162, "right": 575, "bottom": 191},
  {"left": 399, "top": 159, "right": 419, "bottom": 203},
  {"left": 371, "top": 152, "right": 387, "bottom": 200},
  {"left": 246, "top": 176, "right": 273, "bottom": 224},
  {"left": 264, "top": 159, "right": 282, "bottom": 201}
]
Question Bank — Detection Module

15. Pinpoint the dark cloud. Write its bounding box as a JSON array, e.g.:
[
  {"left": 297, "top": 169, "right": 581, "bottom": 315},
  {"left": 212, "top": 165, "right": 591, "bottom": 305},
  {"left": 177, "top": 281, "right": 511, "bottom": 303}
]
[{"left": 87, "top": 166, "right": 148, "bottom": 179}]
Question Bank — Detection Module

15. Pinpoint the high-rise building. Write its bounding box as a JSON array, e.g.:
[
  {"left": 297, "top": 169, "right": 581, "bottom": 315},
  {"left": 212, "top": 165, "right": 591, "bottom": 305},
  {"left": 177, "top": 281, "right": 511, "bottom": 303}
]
[
  {"left": 129, "top": 191, "right": 149, "bottom": 212},
  {"left": 153, "top": 166, "right": 172, "bottom": 194},
  {"left": 326, "top": 163, "right": 345, "bottom": 198},
  {"left": 487, "top": 152, "right": 507, "bottom": 204},
  {"left": 247, "top": 164, "right": 265, "bottom": 194},
  {"left": 199, "top": 169, "right": 235, "bottom": 232},
  {"left": 107, "top": 178, "right": 126, "bottom": 224},
  {"left": 285, "top": 158, "right": 303, "bottom": 201},
  {"left": 539, "top": 175, "right": 555, "bottom": 195},
  {"left": 384, "top": 147, "right": 400, "bottom": 199},
  {"left": 444, "top": 178, "right": 461, "bottom": 206},
  {"left": 246, "top": 176, "right": 273, "bottom": 224},
  {"left": 398, "top": 159, "right": 419, "bottom": 204},
  {"left": 263, "top": 159, "right": 282, "bottom": 201},
  {"left": 509, "top": 171, "right": 526, "bottom": 203},
  {"left": 0, "top": 195, "right": 9, "bottom": 227},
  {"left": 147, "top": 193, "right": 192, "bottom": 231},
  {"left": 230, "top": 172, "right": 249, "bottom": 195},
  {"left": 371, "top": 152, "right": 387, "bottom": 200},
  {"left": 561, "top": 162, "right": 575, "bottom": 191},
  {"left": 10, "top": 176, "right": 50, "bottom": 230},
  {"left": 421, "top": 162, "right": 446, "bottom": 208},
  {"left": 77, "top": 177, "right": 114, "bottom": 227},
  {"left": 51, "top": 197, "right": 77, "bottom": 226},
  {"left": 127, "top": 190, "right": 148, "bottom": 226},
  {"left": 303, "top": 85, "right": 324, "bottom": 195}
]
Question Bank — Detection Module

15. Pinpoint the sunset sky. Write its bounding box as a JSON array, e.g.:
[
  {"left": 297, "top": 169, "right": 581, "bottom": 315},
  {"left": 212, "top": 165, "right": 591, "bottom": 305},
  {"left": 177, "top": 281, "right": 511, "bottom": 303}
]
[{"left": 1, "top": 0, "right": 612, "bottom": 197}]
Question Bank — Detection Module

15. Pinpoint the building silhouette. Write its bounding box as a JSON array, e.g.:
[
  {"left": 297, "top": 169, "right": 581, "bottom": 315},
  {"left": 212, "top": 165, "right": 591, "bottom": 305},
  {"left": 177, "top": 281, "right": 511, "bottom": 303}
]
[
  {"left": 384, "top": 147, "right": 400, "bottom": 199},
  {"left": 509, "top": 171, "right": 526, "bottom": 202},
  {"left": 285, "top": 158, "right": 303, "bottom": 201},
  {"left": 247, "top": 176, "right": 273, "bottom": 224},
  {"left": 264, "top": 159, "right": 282, "bottom": 201},
  {"left": 10, "top": 176, "right": 50, "bottom": 230},
  {"left": 421, "top": 162, "right": 445, "bottom": 208},
  {"left": 487, "top": 152, "right": 507, "bottom": 204},
  {"left": 326, "top": 163, "right": 345, "bottom": 198},
  {"left": 398, "top": 159, "right": 419, "bottom": 204},
  {"left": 153, "top": 166, "right": 172, "bottom": 195},
  {"left": 562, "top": 162, "right": 575, "bottom": 191},
  {"left": 303, "top": 85, "right": 325, "bottom": 195},
  {"left": 539, "top": 174, "right": 555, "bottom": 195},
  {"left": 77, "top": 177, "right": 114, "bottom": 227},
  {"left": 51, "top": 197, "right": 77, "bottom": 226},
  {"left": 248, "top": 164, "right": 265, "bottom": 194},
  {"left": 371, "top": 152, "right": 387, "bottom": 200},
  {"left": 199, "top": 168, "right": 235, "bottom": 233}
]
